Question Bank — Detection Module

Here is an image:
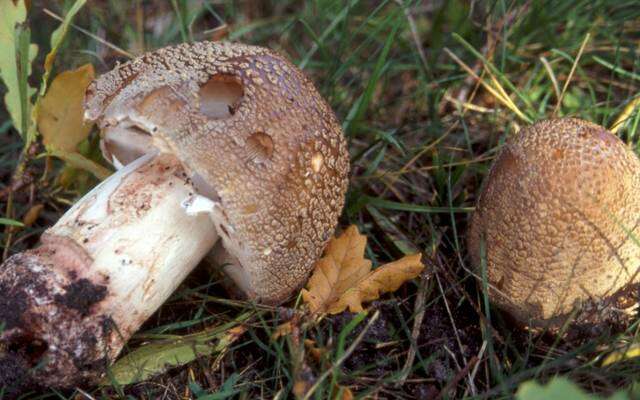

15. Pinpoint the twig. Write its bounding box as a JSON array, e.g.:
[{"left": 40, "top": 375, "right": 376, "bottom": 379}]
[
  {"left": 42, "top": 8, "right": 134, "bottom": 58},
  {"left": 2, "top": 144, "right": 36, "bottom": 260},
  {"left": 74, "top": 388, "right": 97, "bottom": 400},
  {"left": 435, "top": 355, "right": 479, "bottom": 400},
  {"left": 435, "top": 259, "right": 473, "bottom": 389},
  {"left": 540, "top": 56, "right": 561, "bottom": 101},
  {"left": 464, "top": 340, "right": 487, "bottom": 397},
  {"left": 454, "top": 2, "right": 527, "bottom": 105},
  {"left": 0, "top": 173, "right": 32, "bottom": 201},
  {"left": 444, "top": 47, "right": 530, "bottom": 123},
  {"left": 443, "top": 259, "right": 507, "bottom": 347},
  {"left": 553, "top": 32, "right": 591, "bottom": 116},
  {"left": 396, "top": 267, "right": 431, "bottom": 385},
  {"left": 395, "top": 0, "right": 429, "bottom": 74}
]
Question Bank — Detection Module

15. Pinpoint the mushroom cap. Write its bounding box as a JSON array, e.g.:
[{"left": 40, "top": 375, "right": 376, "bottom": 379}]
[
  {"left": 468, "top": 118, "right": 640, "bottom": 327},
  {"left": 84, "top": 41, "right": 349, "bottom": 304}
]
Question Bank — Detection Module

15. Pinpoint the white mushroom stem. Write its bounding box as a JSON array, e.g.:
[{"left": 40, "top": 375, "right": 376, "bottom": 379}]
[
  {"left": 51, "top": 152, "right": 219, "bottom": 321},
  {"left": 0, "top": 152, "right": 218, "bottom": 388}
]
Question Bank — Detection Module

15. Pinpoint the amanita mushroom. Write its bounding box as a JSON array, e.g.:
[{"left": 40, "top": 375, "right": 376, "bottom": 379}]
[
  {"left": 468, "top": 118, "right": 640, "bottom": 328},
  {"left": 0, "top": 41, "right": 349, "bottom": 389}
]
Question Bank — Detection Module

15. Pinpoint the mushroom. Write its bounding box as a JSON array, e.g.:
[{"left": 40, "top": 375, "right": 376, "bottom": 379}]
[
  {"left": 0, "top": 41, "right": 349, "bottom": 389},
  {"left": 468, "top": 118, "right": 640, "bottom": 328}
]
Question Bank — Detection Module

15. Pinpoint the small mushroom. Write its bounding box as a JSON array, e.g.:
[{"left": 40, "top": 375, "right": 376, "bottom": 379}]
[
  {"left": 468, "top": 118, "right": 640, "bottom": 328},
  {"left": 0, "top": 41, "right": 349, "bottom": 389}
]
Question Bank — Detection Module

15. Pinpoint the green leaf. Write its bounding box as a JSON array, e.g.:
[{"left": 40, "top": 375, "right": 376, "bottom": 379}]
[
  {"left": 0, "top": 218, "right": 24, "bottom": 227},
  {"left": 15, "top": 22, "right": 31, "bottom": 136},
  {"left": 104, "top": 319, "right": 248, "bottom": 386},
  {"left": 517, "top": 377, "right": 629, "bottom": 400},
  {"left": 0, "top": 0, "right": 38, "bottom": 138},
  {"left": 43, "top": 0, "right": 87, "bottom": 78},
  {"left": 191, "top": 373, "right": 241, "bottom": 400}
]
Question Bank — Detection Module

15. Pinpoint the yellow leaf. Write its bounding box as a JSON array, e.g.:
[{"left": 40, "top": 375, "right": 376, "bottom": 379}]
[
  {"left": 43, "top": 0, "right": 88, "bottom": 77},
  {"left": 26, "top": 0, "right": 88, "bottom": 144},
  {"left": 602, "top": 344, "right": 640, "bottom": 366},
  {"left": 332, "top": 253, "right": 424, "bottom": 313},
  {"left": 38, "top": 63, "right": 95, "bottom": 152},
  {"left": 302, "top": 225, "right": 425, "bottom": 314},
  {"left": 610, "top": 96, "right": 640, "bottom": 134}
]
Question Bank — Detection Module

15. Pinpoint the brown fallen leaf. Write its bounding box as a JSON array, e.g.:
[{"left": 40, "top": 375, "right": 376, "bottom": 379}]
[
  {"left": 301, "top": 225, "right": 425, "bottom": 314},
  {"left": 336, "top": 386, "right": 354, "bottom": 400},
  {"left": 271, "top": 321, "right": 294, "bottom": 340},
  {"left": 38, "top": 63, "right": 95, "bottom": 152},
  {"left": 303, "top": 339, "right": 325, "bottom": 363},
  {"left": 22, "top": 204, "right": 44, "bottom": 227},
  {"left": 293, "top": 380, "right": 311, "bottom": 399}
]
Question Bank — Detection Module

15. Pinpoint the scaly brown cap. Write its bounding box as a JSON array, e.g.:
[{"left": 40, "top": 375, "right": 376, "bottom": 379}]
[
  {"left": 468, "top": 118, "right": 640, "bottom": 327},
  {"left": 84, "top": 41, "right": 349, "bottom": 303}
]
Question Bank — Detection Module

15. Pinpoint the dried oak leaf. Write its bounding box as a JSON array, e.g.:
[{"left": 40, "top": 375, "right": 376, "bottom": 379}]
[{"left": 301, "top": 225, "right": 424, "bottom": 314}]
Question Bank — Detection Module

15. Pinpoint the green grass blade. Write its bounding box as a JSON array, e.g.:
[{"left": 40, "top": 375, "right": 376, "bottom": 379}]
[
  {"left": 342, "top": 11, "right": 402, "bottom": 136},
  {"left": 364, "top": 196, "right": 473, "bottom": 213},
  {"left": 0, "top": 218, "right": 24, "bottom": 227}
]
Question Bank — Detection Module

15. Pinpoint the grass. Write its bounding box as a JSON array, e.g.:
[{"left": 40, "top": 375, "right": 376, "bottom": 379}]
[{"left": 2, "top": 0, "right": 640, "bottom": 398}]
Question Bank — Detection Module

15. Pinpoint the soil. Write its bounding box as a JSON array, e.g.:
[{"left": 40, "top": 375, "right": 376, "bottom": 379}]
[{"left": 53, "top": 278, "right": 108, "bottom": 317}]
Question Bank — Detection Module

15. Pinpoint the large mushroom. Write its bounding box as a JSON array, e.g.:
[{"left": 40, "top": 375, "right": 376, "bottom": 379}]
[
  {"left": 0, "top": 41, "right": 349, "bottom": 390},
  {"left": 468, "top": 118, "right": 640, "bottom": 328}
]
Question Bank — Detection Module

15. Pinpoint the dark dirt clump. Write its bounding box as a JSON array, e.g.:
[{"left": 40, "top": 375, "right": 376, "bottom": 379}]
[
  {"left": 54, "top": 278, "right": 107, "bottom": 317},
  {"left": 325, "top": 296, "right": 482, "bottom": 390},
  {"left": 0, "top": 351, "right": 37, "bottom": 399},
  {"left": 416, "top": 299, "right": 480, "bottom": 385},
  {"left": 0, "top": 282, "right": 27, "bottom": 331}
]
